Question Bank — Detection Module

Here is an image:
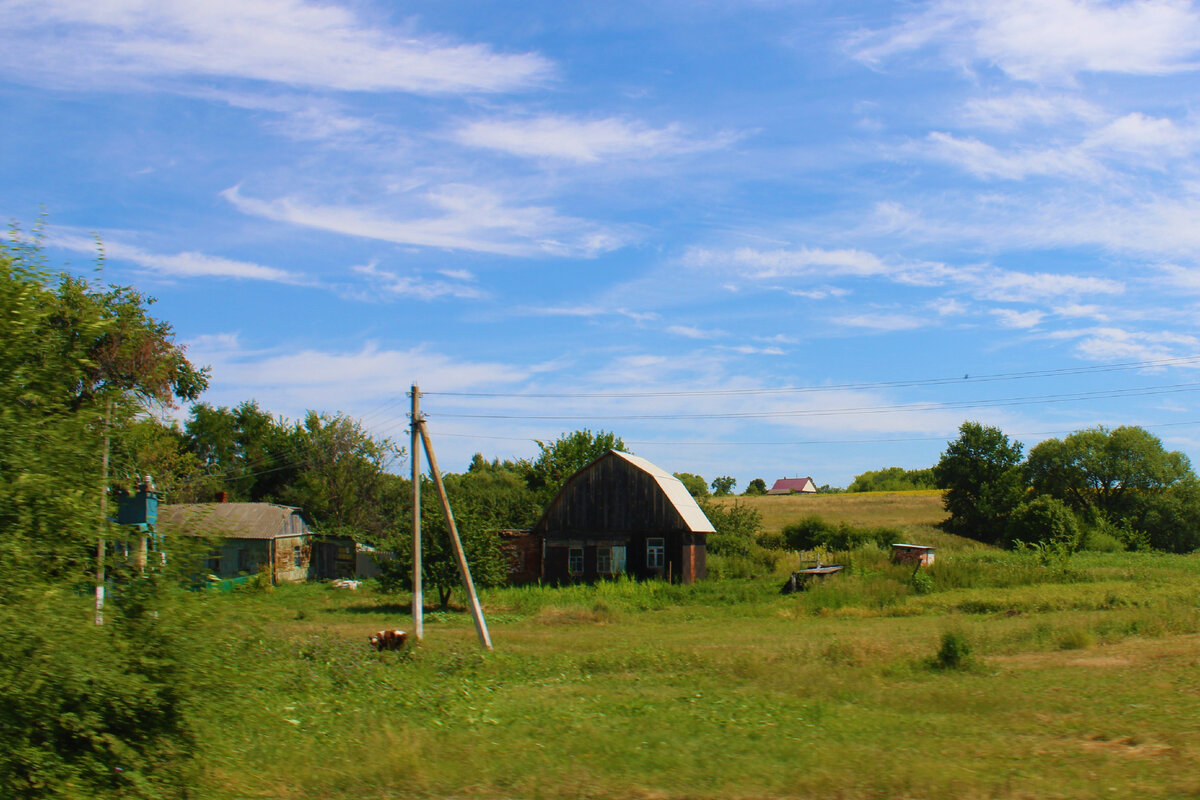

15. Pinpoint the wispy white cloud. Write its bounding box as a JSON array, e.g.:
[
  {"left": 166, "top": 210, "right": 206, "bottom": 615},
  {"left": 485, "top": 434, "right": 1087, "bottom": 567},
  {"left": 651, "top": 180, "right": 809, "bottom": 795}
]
[
  {"left": 992, "top": 308, "right": 1044, "bottom": 329},
  {"left": 349, "top": 262, "right": 484, "bottom": 302},
  {"left": 520, "top": 304, "right": 660, "bottom": 322},
  {"left": 667, "top": 325, "right": 722, "bottom": 339},
  {"left": 187, "top": 337, "right": 529, "bottom": 416},
  {"left": 683, "top": 246, "right": 888, "bottom": 279},
  {"left": 452, "top": 114, "right": 734, "bottom": 162},
  {"left": 223, "top": 184, "right": 629, "bottom": 258},
  {"left": 0, "top": 0, "right": 553, "bottom": 93},
  {"left": 686, "top": 244, "right": 1124, "bottom": 303},
  {"left": 923, "top": 113, "right": 1199, "bottom": 180},
  {"left": 1048, "top": 326, "right": 1200, "bottom": 362},
  {"left": 833, "top": 312, "right": 926, "bottom": 332},
  {"left": 923, "top": 131, "right": 1105, "bottom": 181},
  {"left": 851, "top": 0, "right": 1200, "bottom": 82},
  {"left": 53, "top": 231, "right": 305, "bottom": 283},
  {"left": 960, "top": 93, "right": 1104, "bottom": 131}
]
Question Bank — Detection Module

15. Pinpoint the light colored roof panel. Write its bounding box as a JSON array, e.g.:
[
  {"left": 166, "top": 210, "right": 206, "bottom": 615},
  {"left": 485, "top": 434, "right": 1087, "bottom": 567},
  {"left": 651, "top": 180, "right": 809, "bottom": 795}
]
[
  {"left": 157, "top": 502, "right": 306, "bottom": 540},
  {"left": 610, "top": 451, "right": 716, "bottom": 533}
]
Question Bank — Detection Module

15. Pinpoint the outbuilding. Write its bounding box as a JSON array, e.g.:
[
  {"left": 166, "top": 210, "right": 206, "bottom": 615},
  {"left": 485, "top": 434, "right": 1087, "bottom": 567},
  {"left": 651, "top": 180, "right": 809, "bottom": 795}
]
[
  {"left": 534, "top": 450, "right": 715, "bottom": 584},
  {"left": 158, "top": 502, "right": 357, "bottom": 584}
]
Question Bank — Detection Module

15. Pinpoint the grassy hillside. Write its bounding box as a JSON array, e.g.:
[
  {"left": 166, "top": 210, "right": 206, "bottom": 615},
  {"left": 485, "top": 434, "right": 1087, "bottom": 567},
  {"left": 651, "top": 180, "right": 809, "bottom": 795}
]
[
  {"left": 85, "top": 490, "right": 1200, "bottom": 799},
  {"left": 709, "top": 489, "right": 987, "bottom": 552},
  {"left": 180, "top": 548, "right": 1200, "bottom": 800}
]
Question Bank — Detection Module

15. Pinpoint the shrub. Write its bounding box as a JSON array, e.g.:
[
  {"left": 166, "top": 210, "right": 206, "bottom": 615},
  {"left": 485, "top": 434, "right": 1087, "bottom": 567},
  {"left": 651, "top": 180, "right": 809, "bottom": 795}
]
[
  {"left": 1005, "top": 495, "right": 1080, "bottom": 550},
  {"left": 782, "top": 516, "right": 901, "bottom": 551},
  {"left": 932, "top": 631, "right": 973, "bottom": 670}
]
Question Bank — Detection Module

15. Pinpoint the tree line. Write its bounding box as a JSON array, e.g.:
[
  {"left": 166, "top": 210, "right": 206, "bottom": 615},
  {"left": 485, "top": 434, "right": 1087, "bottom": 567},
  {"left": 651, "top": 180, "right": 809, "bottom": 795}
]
[{"left": 935, "top": 421, "right": 1200, "bottom": 553}]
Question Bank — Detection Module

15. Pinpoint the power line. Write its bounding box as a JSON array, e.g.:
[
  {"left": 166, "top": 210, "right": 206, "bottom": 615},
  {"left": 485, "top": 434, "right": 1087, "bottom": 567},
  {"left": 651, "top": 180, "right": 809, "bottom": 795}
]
[
  {"left": 428, "top": 380, "right": 1200, "bottom": 421},
  {"left": 426, "top": 419, "right": 1200, "bottom": 448},
  {"left": 418, "top": 354, "right": 1200, "bottom": 400}
]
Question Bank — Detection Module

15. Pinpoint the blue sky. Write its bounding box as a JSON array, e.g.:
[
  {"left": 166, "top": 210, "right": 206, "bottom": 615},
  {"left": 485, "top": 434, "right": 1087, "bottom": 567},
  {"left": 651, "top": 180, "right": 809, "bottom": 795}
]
[{"left": 5, "top": 0, "right": 1200, "bottom": 489}]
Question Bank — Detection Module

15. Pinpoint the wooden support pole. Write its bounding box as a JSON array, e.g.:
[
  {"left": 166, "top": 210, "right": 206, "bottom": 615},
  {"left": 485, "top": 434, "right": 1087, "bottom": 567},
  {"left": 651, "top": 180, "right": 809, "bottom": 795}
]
[
  {"left": 417, "top": 420, "right": 493, "bottom": 651},
  {"left": 409, "top": 385, "right": 423, "bottom": 642}
]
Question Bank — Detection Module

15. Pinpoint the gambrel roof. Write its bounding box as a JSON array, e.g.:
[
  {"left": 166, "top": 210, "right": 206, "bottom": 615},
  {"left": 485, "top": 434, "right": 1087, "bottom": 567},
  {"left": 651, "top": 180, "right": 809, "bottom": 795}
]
[{"left": 535, "top": 450, "right": 716, "bottom": 534}]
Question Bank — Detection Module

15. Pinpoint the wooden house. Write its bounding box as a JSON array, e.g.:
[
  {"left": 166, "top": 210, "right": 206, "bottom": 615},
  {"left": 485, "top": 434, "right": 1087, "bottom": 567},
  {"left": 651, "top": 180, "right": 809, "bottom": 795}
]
[
  {"left": 767, "top": 476, "right": 817, "bottom": 495},
  {"left": 534, "top": 450, "right": 715, "bottom": 584},
  {"left": 157, "top": 502, "right": 357, "bottom": 584}
]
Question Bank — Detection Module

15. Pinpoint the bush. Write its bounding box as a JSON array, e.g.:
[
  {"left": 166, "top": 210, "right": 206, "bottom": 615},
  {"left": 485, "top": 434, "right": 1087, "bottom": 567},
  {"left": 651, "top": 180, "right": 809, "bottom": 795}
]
[
  {"left": 932, "top": 631, "right": 973, "bottom": 670},
  {"left": 781, "top": 516, "right": 901, "bottom": 551},
  {"left": 1005, "top": 495, "right": 1080, "bottom": 550}
]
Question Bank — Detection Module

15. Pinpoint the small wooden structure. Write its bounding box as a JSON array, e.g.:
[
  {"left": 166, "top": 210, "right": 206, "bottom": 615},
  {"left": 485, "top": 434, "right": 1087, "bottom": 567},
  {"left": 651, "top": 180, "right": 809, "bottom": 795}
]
[
  {"left": 780, "top": 563, "right": 844, "bottom": 594},
  {"left": 891, "top": 543, "right": 936, "bottom": 567}
]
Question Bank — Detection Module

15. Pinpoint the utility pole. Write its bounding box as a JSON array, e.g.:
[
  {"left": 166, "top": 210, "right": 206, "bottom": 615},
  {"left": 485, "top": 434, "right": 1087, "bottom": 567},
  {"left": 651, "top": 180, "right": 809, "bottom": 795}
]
[
  {"left": 409, "top": 384, "right": 423, "bottom": 643},
  {"left": 95, "top": 397, "right": 111, "bottom": 626},
  {"left": 418, "top": 421, "right": 492, "bottom": 651}
]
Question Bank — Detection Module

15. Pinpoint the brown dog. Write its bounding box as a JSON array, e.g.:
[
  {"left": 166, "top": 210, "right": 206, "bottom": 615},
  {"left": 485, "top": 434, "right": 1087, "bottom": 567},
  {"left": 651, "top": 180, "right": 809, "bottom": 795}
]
[{"left": 369, "top": 629, "right": 408, "bottom": 651}]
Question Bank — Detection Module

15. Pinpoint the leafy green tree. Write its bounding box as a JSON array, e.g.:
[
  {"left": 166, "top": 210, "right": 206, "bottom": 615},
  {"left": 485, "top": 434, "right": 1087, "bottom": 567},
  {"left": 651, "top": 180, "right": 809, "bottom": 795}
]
[
  {"left": 0, "top": 236, "right": 203, "bottom": 797},
  {"left": 184, "top": 400, "right": 298, "bottom": 501},
  {"left": 743, "top": 478, "right": 768, "bottom": 496},
  {"left": 375, "top": 472, "right": 518, "bottom": 608},
  {"left": 1027, "top": 426, "right": 1191, "bottom": 519},
  {"left": 279, "top": 412, "right": 402, "bottom": 540},
  {"left": 1025, "top": 426, "right": 1200, "bottom": 553},
  {"left": 710, "top": 475, "right": 736, "bottom": 496},
  {"left": 934, "top": 421, "right": 1026, "bottom": 545},
  {"left": 522, "top": 429, "right": 626, "bottom": 501},
  {"left": 673, "top": 472, "right": 710, "bottom": 498},
  {"left": 699, "top": 500, "right": 763, "bottom": 557}
]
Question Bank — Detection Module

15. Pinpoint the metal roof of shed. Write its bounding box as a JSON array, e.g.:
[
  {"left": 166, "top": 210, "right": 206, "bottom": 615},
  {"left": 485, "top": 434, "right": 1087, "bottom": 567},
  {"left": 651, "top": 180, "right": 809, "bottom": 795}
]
[
  {"left": 605, "top": 451, "right": 716, "bottom": 533},
  {"left": 157, "top": 502, "right": 309, "bottom": 540}
]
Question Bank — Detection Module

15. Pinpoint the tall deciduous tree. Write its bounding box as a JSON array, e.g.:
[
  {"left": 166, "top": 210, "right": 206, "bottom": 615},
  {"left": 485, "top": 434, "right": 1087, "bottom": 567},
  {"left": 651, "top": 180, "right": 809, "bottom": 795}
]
[
  {"left": 0, "top": 235, "right": 204, "bottom": 797},
  {"left": 522, "top": 429, "right": 626, "bottom": 500},
  {"left": 934, "top": 421, "right": 1026, "bottom": 545}
]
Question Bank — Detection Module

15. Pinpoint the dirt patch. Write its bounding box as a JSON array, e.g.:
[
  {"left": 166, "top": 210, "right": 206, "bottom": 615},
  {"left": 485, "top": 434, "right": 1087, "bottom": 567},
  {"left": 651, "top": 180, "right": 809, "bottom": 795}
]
[{"left": 1081, "top": 734, "right": 1173, "bottom": 758}]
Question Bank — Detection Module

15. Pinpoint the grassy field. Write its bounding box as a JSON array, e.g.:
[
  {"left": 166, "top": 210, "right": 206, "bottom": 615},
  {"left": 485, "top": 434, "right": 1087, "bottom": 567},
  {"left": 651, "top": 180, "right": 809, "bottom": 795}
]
[
  {"left": 711, "top": 489, "right": 985, "bottom": 553},
  {"left": 169, "top": 508, "right": 1200, "bottom": 800}
]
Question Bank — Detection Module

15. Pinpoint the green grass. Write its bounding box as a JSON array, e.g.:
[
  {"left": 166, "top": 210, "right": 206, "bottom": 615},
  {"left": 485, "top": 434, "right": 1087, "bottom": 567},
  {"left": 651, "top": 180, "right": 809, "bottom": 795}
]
[{"left": 173, "top": 545, "right": 1200, "bottom": 799}]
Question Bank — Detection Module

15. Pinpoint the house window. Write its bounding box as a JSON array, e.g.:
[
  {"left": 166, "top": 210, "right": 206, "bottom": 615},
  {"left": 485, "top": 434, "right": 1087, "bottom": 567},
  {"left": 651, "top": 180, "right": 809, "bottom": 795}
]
[
  {"left": 596, "top": 547, "right": 612, "bottom": 574},
  {"left": 568, "top": 547, "right": 584, "bottom": 574},
  {"left": 647, "top": 538, "right": 665, "bottom": 569},
  {"left": 292, "top": 545, "right": 302, "bottom": 565}
]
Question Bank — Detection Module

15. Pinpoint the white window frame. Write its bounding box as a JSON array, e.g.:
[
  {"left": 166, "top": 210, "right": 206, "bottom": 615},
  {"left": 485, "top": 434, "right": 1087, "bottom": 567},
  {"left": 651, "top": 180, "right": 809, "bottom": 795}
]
[
  {"left": 647, "top": 537, "right": 665, "bottom": 569},
  {"left": 596, "top": 547, "right": 613, "bottom": 574},
  {"left": 567, "top": 547, "right": 585, "bottom": 574}
]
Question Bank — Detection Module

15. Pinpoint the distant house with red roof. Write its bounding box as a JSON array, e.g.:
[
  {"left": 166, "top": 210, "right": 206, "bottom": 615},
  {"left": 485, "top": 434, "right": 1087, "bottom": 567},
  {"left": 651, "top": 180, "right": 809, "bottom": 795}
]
[{"left": 767, "top": 477, "right": 817, "bottom": 495}]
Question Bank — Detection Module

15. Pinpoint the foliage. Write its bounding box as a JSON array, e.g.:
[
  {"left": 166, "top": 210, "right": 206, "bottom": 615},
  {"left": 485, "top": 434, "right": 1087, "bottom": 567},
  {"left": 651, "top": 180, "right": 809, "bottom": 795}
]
[
  {"left": 847, "top": 466, "right": 936, "bottom": 493},
  {"left": 1026, "top": 426, "right": 1192, "bottom": 519},
  {"left": 780, "top": 515, "right": 900, "bottom": 551},
  {"left": 278, "top": 411, "right": 402, "bottom": 540},
  {"left": 183, "top": 400, "right": 299, "bottom": 502},
  {"left": 375, "top": 471, "right": 524, "bottom": 608},
  {"left": 1005, "top": 495, "right": 1080, "bottom": 550},
  {"left": 934, "top": 421, "right": 1025, "bottom": 545},
  {"left": 931, "top": 631, "right": 973, "bottom": 670},
  {"left": 710, "top": 475, "right": 736, "bottom": 496},
  {"left": 0, "top": 236, "right": 203, "bottom": 797},
  {"left": 744, "top": 478, "right": 768, "bottom": 496},
  {"left": 522, "top": 429, "right": 626, "bottom": 501},
  {"left": 673, "top": 471, "right": 710, "bottom": 498},
  {"left": 699, "top": 500, "right": 777, "bottom": 577}
]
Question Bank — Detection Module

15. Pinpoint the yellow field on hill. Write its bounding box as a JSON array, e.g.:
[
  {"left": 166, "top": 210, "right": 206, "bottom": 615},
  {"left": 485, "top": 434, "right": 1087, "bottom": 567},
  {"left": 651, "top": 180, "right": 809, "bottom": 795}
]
[{"left": 709, "top": 489, "right": 987, "bottom": 551}]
